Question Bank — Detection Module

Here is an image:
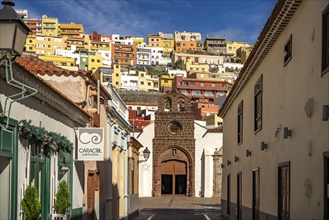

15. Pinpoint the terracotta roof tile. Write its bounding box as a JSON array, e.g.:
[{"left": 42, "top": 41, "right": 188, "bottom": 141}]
[
  {"left": 14, "top": 57, "right": 92, "bottom": 118},
  {"left": 16, "top": 55, "right": 112, "bottom": 100}
]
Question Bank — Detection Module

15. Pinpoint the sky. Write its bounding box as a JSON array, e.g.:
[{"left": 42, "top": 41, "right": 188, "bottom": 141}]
[{"left": 14, "top": 0, "right": 277, "bottom": 44}]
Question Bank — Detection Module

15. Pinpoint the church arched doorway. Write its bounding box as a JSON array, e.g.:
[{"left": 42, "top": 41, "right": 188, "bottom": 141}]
[
  {"left": 155, "top": 146, "right": 193, "bottom": 196},
  {"left": 161, "top": 160, "right": 187, "bottom": 195}
]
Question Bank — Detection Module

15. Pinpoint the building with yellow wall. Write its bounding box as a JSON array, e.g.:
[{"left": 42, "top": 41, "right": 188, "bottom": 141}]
[
  {"left": 93, "top": 64, "right": 122, "bottom": 89},
  {"left": 88, "top": 52, "right": 103, "bottom": 73},
  {"left": 112, "top": 63, "right": 121, "bottom": 89},
  {"left": 58, "top": 22, "right": 84, "bottom": 37},
  {"left": 159, "top": 74, "right": 174, "bottom": 92},
  {"left": 138, "top": 71, "right": 159, "bottom": 91},
  {"left": 38, "top": 54, "right": 76, "bottom": 69},
  {"left": 25, "top": 34, "right": 36, "bottom": 53},
  {"left": 42, "top": 15, "right": 58, "bottom": 36},
  {"left": 185, "top": 60, "right": 209, "bottom": 73},
  {"left": 132, "top": 37, "right": 144, "bottom": 46},
  {"left": 66, "top": 34, "right": 90, "bottom": 51},
  {"left": 226, "top": 41, "right": 250, "bottom": 56},
  {"left": 161, "top": 39, "right": 174, "bottom": 56},
  {"left": 25, "top": 34, "right": 67, "bottom": 55},
  {"left": 90, "top": 41, "right": 111, "bottom": 51}
]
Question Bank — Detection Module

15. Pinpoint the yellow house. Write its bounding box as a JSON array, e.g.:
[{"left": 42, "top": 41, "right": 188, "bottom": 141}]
[
  {"left": 159, "top": 74, "right": 174, "bottom": 92},
  {"left": 42, "top": 15, "right": 58, "bottom": 37},
  {"left": 161, "top": 39, "right": 174, "bottom": 55},
  {"left": 226, "top": 41, "right": 250, "bottom": 56},
  {"left": 93, "top": 64, "right": 122, "bottom": 89},
  {"left": 90, "top": 41, "right": 111, "bottom": 51},
  {"left": 185, "top": 60, "right": 209, "bottom": 73},
  {"left": 132, "top": 38, "right": 144, "bottom": 46},
  {"left": 203, "top": 113, "right": 223, "bottom": 127},
  {"left": 88, "top": 52, "right": 103, "bottom": 73},
  {"left": 240, "top": 46, "right": 253, "bottom": 63},
  {"left": 25, "top": 34, "right": 36, "bottom": 53},
  {"left": 58, "top": 22, "right": 84, "bottom": 37},
  {"left": 138, "top": 71, "right": 159, "bottom": 91},
  {"left": 112, "top": 63, "right": 121, "bottom": 89},
  {"left": 25, "top": 34, "right": 67, "bottom": 55},
  {"left": 38, "top": 54, "right": 76, "bottom": 69}
]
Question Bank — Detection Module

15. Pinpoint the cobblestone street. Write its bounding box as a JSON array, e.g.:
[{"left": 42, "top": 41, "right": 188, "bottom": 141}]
[{"left": 132, "top": 196, "right": 224, "bottom": 220}]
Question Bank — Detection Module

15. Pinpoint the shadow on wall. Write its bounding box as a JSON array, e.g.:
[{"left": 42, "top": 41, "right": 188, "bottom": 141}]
[
  {"left": 70, "top": 175, "right": 119, "bottom": 220},
  {"left": 200, "top": 150, "right": 205, "bottom": 197}
]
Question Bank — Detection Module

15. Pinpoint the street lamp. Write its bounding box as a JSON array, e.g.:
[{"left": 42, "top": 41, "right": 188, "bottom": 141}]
[
  {"left": 0, "top": 0, "right": 37, "bottom": 130},
  {"left": 138, "top": 147, "right": 150, "bottom": 163},
  {"left": 0, "top": 0, "right": 31, "bottom": 57}
]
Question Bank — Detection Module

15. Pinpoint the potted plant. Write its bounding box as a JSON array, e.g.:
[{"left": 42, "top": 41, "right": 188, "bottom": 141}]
[
  {"left": 21, "top": 185, "right": 41, "bottom": 220},
  {"left": 54, "top": 180, "right": 70, "bottom": 217}
]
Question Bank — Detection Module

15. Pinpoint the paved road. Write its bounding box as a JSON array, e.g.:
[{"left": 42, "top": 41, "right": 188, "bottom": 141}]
[{"left": 131, "top": 196, "right": 224, "bottom": 220}]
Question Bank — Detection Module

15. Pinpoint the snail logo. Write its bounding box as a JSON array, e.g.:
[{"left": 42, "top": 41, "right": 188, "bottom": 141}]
[
  {"left": 79, "top": 132, "right": 102, "bottom": 145},
  {"left": 77, "top": 128, "right": 104, "bottom": 161}
]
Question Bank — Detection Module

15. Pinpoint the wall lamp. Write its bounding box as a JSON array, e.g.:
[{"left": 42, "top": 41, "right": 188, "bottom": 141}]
[
  {"left": 234, "top": 156, "right": 239, "bottom": 162},
  {"left": 323, "top": 105, "right": 329, "bottom": 121},
  {"left": 227, "top": 160, "right": 231, "bottom": 166},
  {"left": 246, "top": 150, "right": 252, "bottom": 157},
  {"left": 138, "top": 147, "right": 150, "bottom": 163},
  {"left": 261, "top": 141, "right": 268, "bottom": 151},
  {"left": 283, "top": 127, "right": 292, "bottom": 139}
]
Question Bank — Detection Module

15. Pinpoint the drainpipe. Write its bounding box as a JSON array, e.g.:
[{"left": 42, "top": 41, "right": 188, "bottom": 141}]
[{"left": 124, "top": 133, "right": 129, "bottom": 220}]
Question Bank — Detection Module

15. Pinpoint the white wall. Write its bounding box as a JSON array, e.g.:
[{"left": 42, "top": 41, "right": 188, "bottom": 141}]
[
  {"left": 0, "top": 94, "right": 80, "bottom": 218},
  {"left": 194, "top": 121, "right": 223, "bottom": 197},
  {"left": 134, "top": 123, "right": 154, "bottom": 197}
]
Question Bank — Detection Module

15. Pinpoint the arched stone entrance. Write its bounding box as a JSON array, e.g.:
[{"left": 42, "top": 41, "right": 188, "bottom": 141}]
[
  {"left": 154, "top": 146, "right": 194, "bottom": 197},
  {"left": 161, "top": 160, "right": 187, "bottom": 195}
]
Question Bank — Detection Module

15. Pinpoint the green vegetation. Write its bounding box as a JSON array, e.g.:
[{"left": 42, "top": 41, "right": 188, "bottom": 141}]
[
  {"left": 21, "top": 185, "right": 41, "bottom": 220},
  {"left": 54, "top": 180, "right": 70, "bottom": 214}
]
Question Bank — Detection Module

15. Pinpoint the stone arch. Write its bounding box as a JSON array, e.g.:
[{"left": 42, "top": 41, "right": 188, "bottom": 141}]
[
  {"left": 177, "top": 97, "right": 186, "bottom": 112},
  {"left": 153, "top": 145, "right": 194, "bottom": 197},
  {"left": 164, "top": 97, "right": 172, "bottom": 112}
]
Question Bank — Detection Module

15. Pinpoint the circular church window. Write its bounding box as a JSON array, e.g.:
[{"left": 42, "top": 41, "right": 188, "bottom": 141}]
[{"left": 167, "top": 121, "right": 182, "bottom": 134}]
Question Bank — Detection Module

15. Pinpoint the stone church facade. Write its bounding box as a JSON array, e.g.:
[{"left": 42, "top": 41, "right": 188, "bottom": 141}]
[
  {"left": 153, "top": 92, "right": 196, "bottom": 196},
  {"left": 135, "top": 91, "right": 223, "bottom": 198}
]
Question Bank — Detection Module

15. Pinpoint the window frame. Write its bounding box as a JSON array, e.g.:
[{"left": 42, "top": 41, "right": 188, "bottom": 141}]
[
  {"left": 254, "top": 75, "right": 263, "bottom": 133},
  {"left": 284, "top": 35, "right": 292, "bottom": 66},
  {"left": 322, "top": 4, "right": 329, "bottom": 76},
  {"left": 237, "top": 100, "right": 243, "bottom": 144}
]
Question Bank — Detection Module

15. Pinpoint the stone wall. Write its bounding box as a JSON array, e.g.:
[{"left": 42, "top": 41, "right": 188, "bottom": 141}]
[{"left": 153, "top": 92, "right": 196, "bottom": 197}]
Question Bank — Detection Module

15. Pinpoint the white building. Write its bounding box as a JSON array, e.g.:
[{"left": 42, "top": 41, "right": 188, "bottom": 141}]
[{"left": 220, "top": 0, "right": 329, "bottom": 219}]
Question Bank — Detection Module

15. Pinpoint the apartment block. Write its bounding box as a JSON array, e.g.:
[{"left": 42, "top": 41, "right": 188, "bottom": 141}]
[
  {"left": 42, "top": 15, "right": 58, "bottom": 36},
  {"left": 58, "top": 22, "right": 84, "bottom": 37},
  {"left": 173, "top": 75, "right": 229, "bottom": 103},
  {"left": 112, "top": 43, "right": 136, "bottom": 67},
  {"left": 175, "top": 40, "right": 203, "bottom": 53},
  {"left": 66, "top": 34, "right": 90, "bottom": 51},
  {"left": 174, "top": 31, "right": 201, "bottom": 41},
  {"left": 204, "top": 37, "right": 226, "bottom": 55},
  {"left": 172, "top": 51, "right": 224, "bottom": 66},
  {"left": 24, "top": 19, "right": 42, "bottom": 34}
]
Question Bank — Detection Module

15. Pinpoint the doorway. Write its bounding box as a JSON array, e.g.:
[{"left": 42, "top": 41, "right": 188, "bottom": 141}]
[
  {"left": 278, "top": 162, "right": 290, "bottom": 220},
  {"left": 162, "top": 175, "right": 173, "bottom": 194},
  {"left": 324, "top": 153, "right": 329, "bottom": 219},
  {"left": 252, "top": 168, "right": 260, "bottom": 220},
  {"left": 161, "top": 160, "right": 187, "bottom": 196},
  {"left": 237, "top": 172, "right": 242, "bottom": 220}
]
